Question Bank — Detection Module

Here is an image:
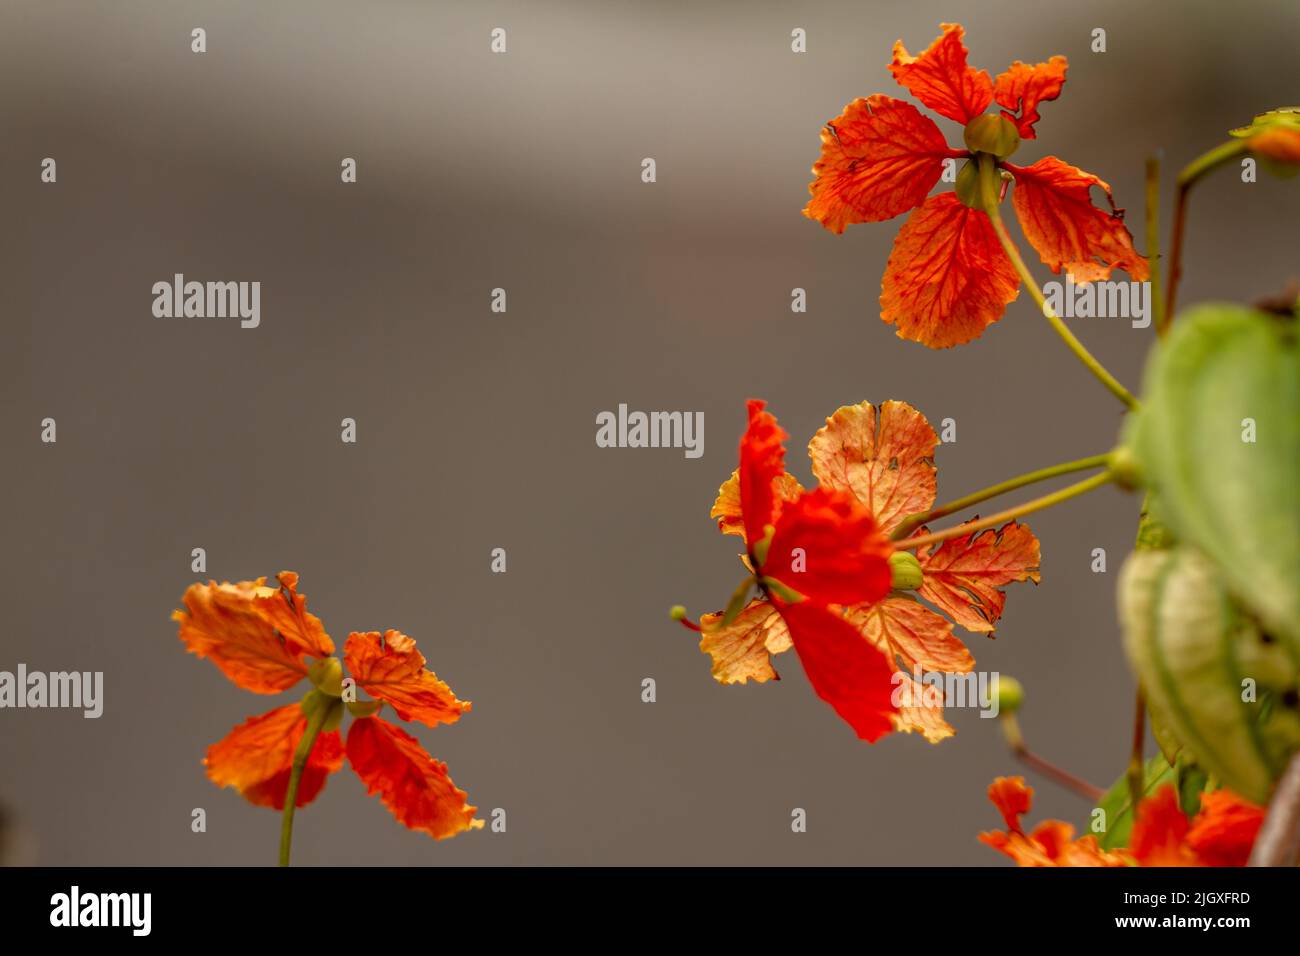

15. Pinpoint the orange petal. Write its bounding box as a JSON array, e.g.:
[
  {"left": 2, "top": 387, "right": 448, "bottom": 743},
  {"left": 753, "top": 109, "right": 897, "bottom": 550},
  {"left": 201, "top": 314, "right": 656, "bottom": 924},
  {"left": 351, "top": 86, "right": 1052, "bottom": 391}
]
[
  {"left": 889, "top": 23, "right": 993, "bottom": 125},
  {"left": 737, "top": 400, "right": 790, "bottom": 548},
  {"left": 1247, "top": 126, "right": 1300, "bottom": 164},
  {"left": 711, "top": 468, "right": 802, "bottom": 546},
  {"left": 1129, "top": 785, "right": 1201, "bottom": 866},
  {"left": 808, "top": 400, "right": 938, "bottom": 535},
  {"left": 917, "top": 520, "right": 1040, "bottom": 633},
  {"left": 778, "top": 601, "right": 898, "bottom": 742},
  {"left": 980, "top": 776, "right": 1131, "bottom": 866},
  {"left": 1185, "top": 789, "right": 1266, "bottom": 867},
  {"left": 252, "top": 571, "right": 335, "bottom": 659},
  {"left": 698, "top": 599, "right": 792, "bottom": 684},
  {"left": 846, "top": 597, "right": 973, "bottom": 743},
  {"left": 173, "top": 579, "right": 312, "bottom": 693},
  {"left": 1009, "top": 156, "right": 1149, "bottom": 282},
  {"left": 993, "top": 57, "right": 1068, "bottom": 139},
  {"left": 880, "top": 193, "right": 1020, "bottom": 348},
  {"left": 804, "top": 95, "right": 953, "bottom": 233},
  {"left": 765, "top": 487, "right": 893, "bottom": 607},
  {"left": 346, "top": 715, "right": 482, "bottom": 840},
  {"left": 343, "top": 630, "right": 470, "bottom": 728},
  {"left": 986, "top": 775, "right": 1033, "bottom": 832},
  {"left": 205, "top": 703, "right": 345, "bottom": 810}
]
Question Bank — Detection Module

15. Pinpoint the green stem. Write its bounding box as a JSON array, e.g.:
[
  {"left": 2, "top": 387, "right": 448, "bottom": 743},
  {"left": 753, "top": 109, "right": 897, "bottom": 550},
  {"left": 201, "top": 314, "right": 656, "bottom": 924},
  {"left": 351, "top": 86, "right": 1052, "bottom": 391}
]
[
  {"left": 978, "top": 155, "right": 1139, "bottom": 410},
  {"left": 1145, "top": 155, "right": 1167, "bottom": 336},
  {"left": 1164, "top": 139, "right": 1247, "bottom": 324},
  {"left": 279, "top": 701, "right": 332, "bottom": 867},
  {"left": 891, "top": 452, "right": 1112, "bottom": 540},
  {"left": 897, "top": 471, "right": 1114, "bottom": 552}
]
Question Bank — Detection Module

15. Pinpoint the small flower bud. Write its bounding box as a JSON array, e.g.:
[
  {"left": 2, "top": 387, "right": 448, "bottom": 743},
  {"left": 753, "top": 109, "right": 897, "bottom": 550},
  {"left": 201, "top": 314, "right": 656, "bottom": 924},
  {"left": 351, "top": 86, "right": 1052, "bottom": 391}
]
[
  {"left": 997, "top": 675, "right": 1025, "bottom": 715},
  {"left": 963, "top": 114, "right": 1020, "bottom": 159},
  {"left": 888, "top": 551, "right": 924, "bottom": 590},
  {"left": 954, "top": 161, "right": 983, "bottom": 209},
  {"left": 308, "top": 656, "right": 344, "bottom": 697}
]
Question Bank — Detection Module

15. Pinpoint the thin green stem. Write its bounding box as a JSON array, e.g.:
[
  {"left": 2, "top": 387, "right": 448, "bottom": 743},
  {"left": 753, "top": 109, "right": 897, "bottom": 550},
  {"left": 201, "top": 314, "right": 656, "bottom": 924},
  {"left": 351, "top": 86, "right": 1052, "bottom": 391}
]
[
  {"left": 279, "top": 700, "right": 333, "bottom": 867},
  {"left": 978, "top": 155, "right": 1139, "bottom": 410},
  {"left": 897, "top": 471, "right": 1114, "bottom": 552},
  {"left": 1165, "top": 139, "right": 1247, "bottom": 323},
  {"left": 1145, "top": 155, "right": 1167, "bottom": 336},
  {"left": 891, "top": 452, "right": 1112, "bottom": 540}
]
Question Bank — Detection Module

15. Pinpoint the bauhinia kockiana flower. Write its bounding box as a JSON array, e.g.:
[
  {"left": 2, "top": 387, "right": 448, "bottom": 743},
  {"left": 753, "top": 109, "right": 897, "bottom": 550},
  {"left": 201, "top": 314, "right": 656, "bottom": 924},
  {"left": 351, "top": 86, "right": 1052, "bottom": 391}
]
[
  {"left": 979, "top": 776, "right": 1266, "bottom": 867},
  {"left": 173, "top": 571, "right": 481, "bottom": 864},
  {"left": 804, "top": 22, "right": 1149, "bottom": 348},
  {"left": 674, "top": 399, "right": 1040, "bottom": 743}
]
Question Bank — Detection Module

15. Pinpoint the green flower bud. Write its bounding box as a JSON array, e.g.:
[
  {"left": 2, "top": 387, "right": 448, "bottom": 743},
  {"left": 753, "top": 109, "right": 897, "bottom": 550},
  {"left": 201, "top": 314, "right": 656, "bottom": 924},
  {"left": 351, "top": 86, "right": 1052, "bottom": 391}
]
[
  {"left": 996, "top": 675, "right": 1025, "bottom": 715},
  {"left": 888, "top": 551, "right": 924, "bottom": 590},
  {"left": 963, "top": 114, "right": 1020, "bottom": 159},
  {"left": 954, "top": 161, "right": 983, "bottom": 209},
  {"left": 308, "top": 656, "right": 344, "bottom": 697},
  {"left": 669, "top": 605, "right": 688, "bottom": 621}
]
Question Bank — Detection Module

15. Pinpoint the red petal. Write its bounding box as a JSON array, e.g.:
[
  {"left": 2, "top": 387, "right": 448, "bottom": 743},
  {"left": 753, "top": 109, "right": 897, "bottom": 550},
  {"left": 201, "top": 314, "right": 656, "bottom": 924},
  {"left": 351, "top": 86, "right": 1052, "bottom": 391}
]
[
  {"left": 804, "top": 95, "right": 953, "bottom": 233},
  {"left": 986, "top": 776, "right": 1033, "bottom": 833},
  {"left": 1129, "top": 785, "right": 1200, "bottom": 866},
  {"left": 344, "top": 630, "right": 470, "bottom": 728},
  {"left": 738, "top": 400, "right": 789, "bottom": 547},
  {"left": 1009, "top": 156, "right": 1149, "bottom": 282},
  {"left": 993, "top": 58, "right": 1068, "bottom": 139},
  {"left": 205, "top": 704, "right": 345, "bottom": 810},
  {"left": 346, "top": 716, "right": 482, "bottom": 840},
  {"left": 765, "top": 487, "right": 893, "bottom": 606},
  {"left": 778, "top": 601, "right": 898, "bottom": 742},
  {"left": 889, "top": 23, "right": 992, "bottom": 125},
  {"left": 1186, "top": 790, "right": 1266, "bottom": 867},
  {"left": 880, "top": 193, "right": 1020, "bottom": 348}
]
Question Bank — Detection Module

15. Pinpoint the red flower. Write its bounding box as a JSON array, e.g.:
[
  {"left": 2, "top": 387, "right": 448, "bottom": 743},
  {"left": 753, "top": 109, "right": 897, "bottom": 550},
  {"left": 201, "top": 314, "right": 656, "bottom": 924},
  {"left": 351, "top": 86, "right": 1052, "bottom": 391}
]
[
  {"left": 688, "top": 400, "right": 1039, "bottom": 743},
  {"left": 175, "top": 573, "right": 482, "bottom": 841},
  {"left": 804, "top": 23, "right": 1148, "bottom": 348}
]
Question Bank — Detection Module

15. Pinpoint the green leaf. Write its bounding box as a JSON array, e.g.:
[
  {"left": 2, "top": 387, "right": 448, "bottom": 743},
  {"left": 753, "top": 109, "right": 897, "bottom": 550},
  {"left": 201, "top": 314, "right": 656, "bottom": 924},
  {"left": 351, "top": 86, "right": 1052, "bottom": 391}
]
[{"left": 1093, "top": 755, "right": 1176, "bottom": 851}]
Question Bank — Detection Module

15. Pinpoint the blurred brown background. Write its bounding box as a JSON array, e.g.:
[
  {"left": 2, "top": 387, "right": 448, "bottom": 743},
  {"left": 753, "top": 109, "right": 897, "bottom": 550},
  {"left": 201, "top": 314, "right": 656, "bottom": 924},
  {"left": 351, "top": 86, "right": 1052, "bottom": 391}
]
[{"left": 2, "top": 0, "right": 1297, "bottom": 865}]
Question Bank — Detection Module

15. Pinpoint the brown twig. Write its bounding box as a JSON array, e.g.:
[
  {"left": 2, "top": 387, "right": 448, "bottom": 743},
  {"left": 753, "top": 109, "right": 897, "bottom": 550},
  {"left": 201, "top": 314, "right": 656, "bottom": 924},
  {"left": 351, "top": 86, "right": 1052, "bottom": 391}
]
[{"left": 1248, "top": 752, "right": 1300, "bottom": 866}]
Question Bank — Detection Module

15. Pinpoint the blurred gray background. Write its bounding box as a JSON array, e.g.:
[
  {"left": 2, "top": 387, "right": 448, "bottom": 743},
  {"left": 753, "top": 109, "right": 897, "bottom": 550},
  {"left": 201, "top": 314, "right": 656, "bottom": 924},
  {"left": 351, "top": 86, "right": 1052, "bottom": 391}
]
[{"left": 2, "top": 0, "right": 1297, "bottom": 865}]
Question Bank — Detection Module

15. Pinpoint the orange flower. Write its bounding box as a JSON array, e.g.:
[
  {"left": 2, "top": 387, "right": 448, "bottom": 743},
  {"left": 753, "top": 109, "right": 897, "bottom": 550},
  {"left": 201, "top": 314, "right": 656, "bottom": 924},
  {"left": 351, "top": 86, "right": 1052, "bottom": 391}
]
[
  {"left": 979, "top": 776, "right": 1130, "bottom": 866},
  {"left": 1129, "top": 785, "right": 1266, "bottom": 867},
  {"left": 689, "top": 400, "right": 1039, "bottom": 743},
  {"left": 980, "top": 778, "right": 1267, "bottom": 867},
  {"left": 804, "top": 22, "right": 1148, "bottom": 347},
  {"left": 175, "top": 573, "right": 482, "bottom": 841}
]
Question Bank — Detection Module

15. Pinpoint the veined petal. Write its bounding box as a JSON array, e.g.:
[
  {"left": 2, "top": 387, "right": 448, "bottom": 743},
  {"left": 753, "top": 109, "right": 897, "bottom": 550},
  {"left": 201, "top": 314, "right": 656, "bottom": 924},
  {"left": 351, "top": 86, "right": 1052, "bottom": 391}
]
[
  {"left": 698, "top": 599, "right": 791, "bottom": 684},
  {"left": 346, "top": 716, "right": 482, "bottom": 840},
  {"left": 173, "top": 578, "right": 312, "bottom": 694},
  {"left": 916, "top": 520, "right": 1040, "bottom": 633},
  {"left": 889, "top": 23, "right": 992, "bottom": 125},
  {"left": 979, "top": 776, "right": 1131, "bottom": 867},
  {"left": 253, "top": 571, "right": 335, "bottom": 659},
  {"left": 804, "top": 95, "right": 953, "bottom": 233},
  {"left": 765, "top": 487, "right": 893, "bottom": 607},
  {"left": 993, "top": 57, "right": 1068, "bottom": 139},
  {"left": 880, "top": 193, "right": 1020, "bottom": 348},
  {"left": 344, "top": 630, "right": 470, "bottom": 729},
  {"left": 204, "top": 704, "right": 345, "bottom": 810},
  {"left": 807, "top": 400, "right": 939, "bottom": 535},
  {"left": 778, "top": 601, "right": 898, "bottom": 743},
  {"left": 1009, "top": 156, "right": 1149, "bottom": 282}
]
